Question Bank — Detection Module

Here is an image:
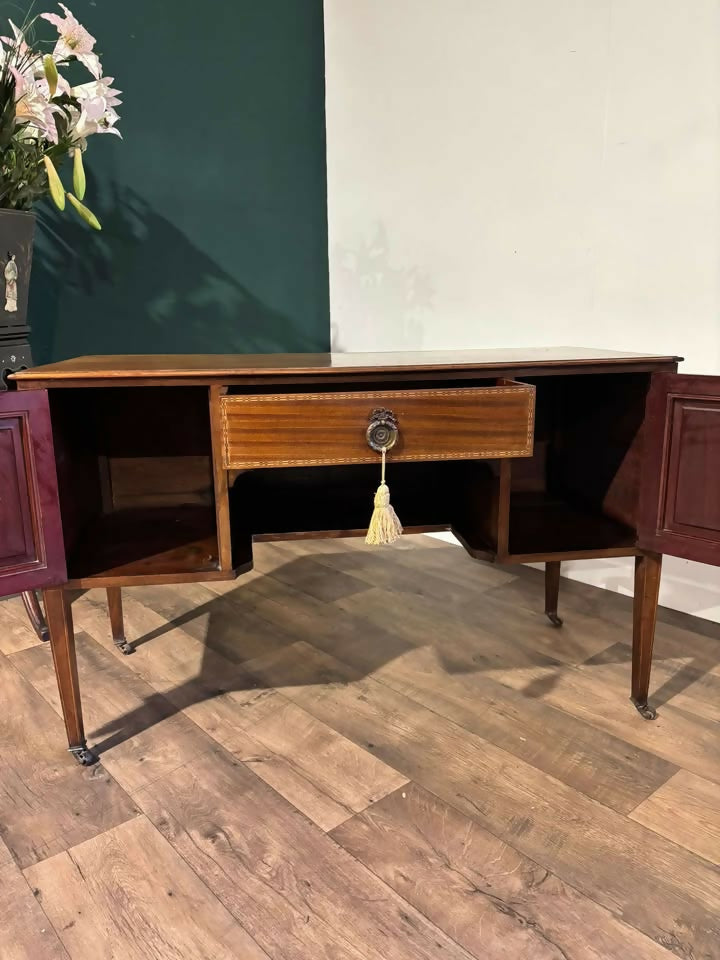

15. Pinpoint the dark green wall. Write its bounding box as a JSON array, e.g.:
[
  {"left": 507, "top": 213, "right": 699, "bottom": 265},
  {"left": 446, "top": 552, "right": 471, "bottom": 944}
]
[{"left": 17, "top": 0, "right": 330, "bottom": 361}]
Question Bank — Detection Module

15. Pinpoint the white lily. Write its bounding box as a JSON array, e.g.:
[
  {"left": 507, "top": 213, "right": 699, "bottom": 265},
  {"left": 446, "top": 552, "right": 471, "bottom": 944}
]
[
  {"left": 0, "top": 4, "right": 121, "bottom": 231},
  {"left": 1, "top": 21, "right": 70, "bottom": 96},
  {"left": 69, "top": 100, "right": 121, "bottom": 146},
  {"left": 36, "top": 71, "right": 72, "bottom": 100},
  {"left": 72, "top": 77, "right": 122, "bottom": 109},
  {"left": 41, "top": 3, "right": 101, "bottom": 78},
  {"left": 9, "top": 65, "right": 59, "bottom": 143},
  {"left": 1, "top": 20, "right": 32, "bottom": 62}
]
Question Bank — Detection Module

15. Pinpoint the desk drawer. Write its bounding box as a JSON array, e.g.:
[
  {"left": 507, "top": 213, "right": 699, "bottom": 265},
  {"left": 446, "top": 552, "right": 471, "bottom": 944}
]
[{"left": 220, "top": 381, "right": 534, "bottom": 469}]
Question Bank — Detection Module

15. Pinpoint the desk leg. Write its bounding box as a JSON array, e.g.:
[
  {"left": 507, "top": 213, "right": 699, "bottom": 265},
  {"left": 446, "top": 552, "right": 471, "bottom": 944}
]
[
  {"left": 544, "top": 561, "right": 563, "bottom": 627},
  {"left": 631, "top": 552, "right": 662, "bottom": 720},
  {"left": 21, "top": 591, "right": 49, "bottom": 642},
  {"left": 107, "top": 587, "right": 132, "bottom": 655},
  {"left": 43, "top": 588, "right": 97, "bottom": 766}
]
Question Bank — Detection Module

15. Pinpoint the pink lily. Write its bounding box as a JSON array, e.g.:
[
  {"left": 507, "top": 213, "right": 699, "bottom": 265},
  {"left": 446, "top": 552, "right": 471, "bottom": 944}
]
[
  {"left": 1, "top": 20, "right": 32, "bottom": 61},
  {"left": 72, "top": 77, "right": 122, "bottom": 109},
  {"left": 69, "top": 100, "right": 122, "bottom": 145},
  {"left": 9, "top": 66, "right": 59, "bottom": 143},
  {"left": 41, "top": 4, "right": 101, "bottom": 78}
]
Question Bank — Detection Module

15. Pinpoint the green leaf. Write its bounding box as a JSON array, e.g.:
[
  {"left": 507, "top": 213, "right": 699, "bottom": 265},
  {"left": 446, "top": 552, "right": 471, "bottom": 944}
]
[
  {"left": 43, "top": 155, "right": 65, "bottom": 210},
  {"left": 43, "top": 56, "right": 58, "bottom": 98},
  {"left": 67, "top": 192, "right": 102, "bottom": 230},
  {"left": 72, "top": 148, "right": 86, "bottom": 200},
  {"left": 0, "top": 93, "right": 16, "bottom": 148}
]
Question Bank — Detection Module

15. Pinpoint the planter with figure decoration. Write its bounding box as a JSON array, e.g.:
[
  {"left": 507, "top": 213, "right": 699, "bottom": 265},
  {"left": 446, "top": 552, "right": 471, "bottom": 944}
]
[{"left": 0, "top": 3, "right": 121, "bottom": 385}]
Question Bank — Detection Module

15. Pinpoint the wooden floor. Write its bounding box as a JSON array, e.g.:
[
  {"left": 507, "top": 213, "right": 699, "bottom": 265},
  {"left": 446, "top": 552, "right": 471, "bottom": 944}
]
[{"left": 1, "top": 535, "right": 719, "bottom": 960}]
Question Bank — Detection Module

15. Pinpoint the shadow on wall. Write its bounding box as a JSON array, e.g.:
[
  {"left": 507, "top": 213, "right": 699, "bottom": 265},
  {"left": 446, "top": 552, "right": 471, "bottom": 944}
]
[
  {"left": 31, "top": 186, "right": 313, "bottom": 362},
  {"left": 23, "top": 0, "right": 329, "bottom": 362},
  {"left": 330, "top": 223, "right": 434, "bottom": 352}
]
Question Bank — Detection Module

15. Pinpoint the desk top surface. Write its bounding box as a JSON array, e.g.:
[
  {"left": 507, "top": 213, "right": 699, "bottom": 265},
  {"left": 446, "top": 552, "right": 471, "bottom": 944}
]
[{"left": 13, "top": 347, "right": 681, "bottom": 384}]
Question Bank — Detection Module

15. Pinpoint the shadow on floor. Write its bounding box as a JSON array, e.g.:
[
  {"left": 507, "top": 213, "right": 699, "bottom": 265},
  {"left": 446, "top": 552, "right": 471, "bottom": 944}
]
[{"left": 79, "top": 548, "right": 720, "bottom": 757}]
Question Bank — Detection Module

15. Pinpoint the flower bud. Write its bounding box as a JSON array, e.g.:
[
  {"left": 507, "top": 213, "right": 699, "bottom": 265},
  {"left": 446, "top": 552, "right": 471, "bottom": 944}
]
[
  {"left": 43, "top": 55, "right": 58, "bottom": 98},
  {"left": 73, "top": 148, "right": 86, "bottom": 200},
  {"left": 67, "top": 192, "right": 102, "bottom": 230},
  {"left": 43, "top": 156, "right": 65, "bottom": 210}
]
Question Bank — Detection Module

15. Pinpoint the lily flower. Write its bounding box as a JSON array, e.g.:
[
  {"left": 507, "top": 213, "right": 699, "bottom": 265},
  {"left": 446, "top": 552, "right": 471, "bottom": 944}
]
[
  {"left": 0, "top": 4, "right": 121, "bottom": 231},
  {"left": 72, "top": 77, "right": 122, "bottom": 108},
  {"left": 1, "top": 20, "right": 32, "bottom": 62},
  {"left": 67, "top": 77, "right": 123, "bottom": 143},
  {"left": 35, "top": 70, "right": 72, "bottom": 99},
  {"left": 98, "top": 104, "right": 121, "bottom": 136},
  {"left": 68, "top": 99, "right": 121, "bottom": 146},
  {"left": 41, "top": 4, "right": 101, "bottom": 78},
  {"left": 9, "top": 65, "right": 59, "bottom": 143}
]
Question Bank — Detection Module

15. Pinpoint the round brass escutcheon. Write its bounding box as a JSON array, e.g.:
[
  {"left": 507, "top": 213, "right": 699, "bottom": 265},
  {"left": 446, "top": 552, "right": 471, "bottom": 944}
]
[{"left": 366, "top": 408, "right": 399, "bottom": 452}]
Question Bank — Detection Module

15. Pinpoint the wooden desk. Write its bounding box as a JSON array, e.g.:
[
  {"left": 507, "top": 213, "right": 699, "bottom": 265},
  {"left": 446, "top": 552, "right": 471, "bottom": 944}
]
[{"left": 3, "top": 348, "right": 717, "bottom": 765}]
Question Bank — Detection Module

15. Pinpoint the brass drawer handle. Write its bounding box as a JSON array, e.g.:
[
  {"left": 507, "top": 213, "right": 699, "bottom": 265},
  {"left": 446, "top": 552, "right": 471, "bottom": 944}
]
[{"left": 366, "top": 407, "right": 399, "bottom": 452}]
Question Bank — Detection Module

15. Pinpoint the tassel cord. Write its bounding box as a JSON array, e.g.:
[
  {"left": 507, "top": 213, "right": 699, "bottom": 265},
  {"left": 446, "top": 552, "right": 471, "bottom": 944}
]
[{"left": 365, "top": 446, "right": 403, "bottom": 546}]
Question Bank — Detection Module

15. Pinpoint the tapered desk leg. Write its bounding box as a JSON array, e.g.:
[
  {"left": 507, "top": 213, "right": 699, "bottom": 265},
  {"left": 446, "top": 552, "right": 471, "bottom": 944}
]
[
  {"left": 43, "top": 588, "right": 97, "bottom": 765},
  {"left": 106, "top": 587, "right": 132, "bottom": 655},
  {"left": 544, "top": 561, "right": 563, "bottom": 627},
  {"left": 22, "top": 591, "right": 49, "bottom": 642},
  {"left": 631, "top": 552, "right": 662, "bottom": 720}
]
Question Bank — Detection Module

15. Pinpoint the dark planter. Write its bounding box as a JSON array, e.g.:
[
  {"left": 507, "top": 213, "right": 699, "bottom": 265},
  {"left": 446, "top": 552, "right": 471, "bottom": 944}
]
[{"left": 0, "top": 209, "right": 35, "bottom": 388}]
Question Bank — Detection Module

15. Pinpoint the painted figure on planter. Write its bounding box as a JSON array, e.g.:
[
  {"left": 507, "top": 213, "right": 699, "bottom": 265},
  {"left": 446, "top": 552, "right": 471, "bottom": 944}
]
[{"left": 4, "top": 255, "right": 18, "bottom": 312}]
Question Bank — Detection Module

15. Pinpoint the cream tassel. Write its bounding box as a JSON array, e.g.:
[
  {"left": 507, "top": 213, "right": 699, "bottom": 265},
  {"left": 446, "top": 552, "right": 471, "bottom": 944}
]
[{"left": 365, "top": 448, "right": 403, "bottom": 545}]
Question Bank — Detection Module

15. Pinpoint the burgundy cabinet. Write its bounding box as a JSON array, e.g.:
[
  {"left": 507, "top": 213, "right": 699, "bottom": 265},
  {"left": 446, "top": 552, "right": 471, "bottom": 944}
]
[
  {"left": 0, "top": 390, "right": 65, "bottom": 596},
  {"left": 639, "top": 373, "right": 720, "bottom": 565}
]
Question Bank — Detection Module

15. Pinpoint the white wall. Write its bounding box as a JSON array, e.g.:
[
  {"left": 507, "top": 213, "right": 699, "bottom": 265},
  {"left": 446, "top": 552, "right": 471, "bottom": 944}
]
[{"left": 324, "top": 0, "right": 720, "bottom": 620}]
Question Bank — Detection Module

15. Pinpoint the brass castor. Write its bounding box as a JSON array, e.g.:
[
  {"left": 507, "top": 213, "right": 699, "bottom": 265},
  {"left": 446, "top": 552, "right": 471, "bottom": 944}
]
[{"left": 631, "top": 698, "right": 657, "bottom": 721}]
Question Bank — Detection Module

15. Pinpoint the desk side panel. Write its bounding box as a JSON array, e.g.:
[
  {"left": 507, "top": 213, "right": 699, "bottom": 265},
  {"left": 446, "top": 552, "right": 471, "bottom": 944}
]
[
  {"left": 0, "top": 390, "right": 66, "bottom": 596},
  {"left": 639, "top": 372, "right": 720, "bottom": 564}
]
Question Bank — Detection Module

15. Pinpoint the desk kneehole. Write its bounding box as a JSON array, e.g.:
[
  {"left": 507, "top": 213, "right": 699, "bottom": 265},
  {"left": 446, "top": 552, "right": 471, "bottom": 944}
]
[{"left": 219, "top": 380, "right": 535, "bottom": 470}]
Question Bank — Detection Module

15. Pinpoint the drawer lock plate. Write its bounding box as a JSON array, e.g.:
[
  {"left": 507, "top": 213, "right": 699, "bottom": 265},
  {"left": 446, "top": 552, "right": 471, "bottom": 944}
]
[{"left": 366, "top": 408, "right": 399, "bottom": 452}]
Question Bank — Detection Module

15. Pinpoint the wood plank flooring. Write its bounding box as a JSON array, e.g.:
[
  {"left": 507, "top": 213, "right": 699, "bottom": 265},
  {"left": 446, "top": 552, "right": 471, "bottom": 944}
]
[{"left": 1, "top": 535, "right": 718, "bottom": 960}]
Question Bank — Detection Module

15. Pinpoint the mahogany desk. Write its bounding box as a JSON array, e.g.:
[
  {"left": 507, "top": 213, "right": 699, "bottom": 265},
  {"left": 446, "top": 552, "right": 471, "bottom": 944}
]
[{"left": 3, "top": 348, "right": 718, "bottom": 765}]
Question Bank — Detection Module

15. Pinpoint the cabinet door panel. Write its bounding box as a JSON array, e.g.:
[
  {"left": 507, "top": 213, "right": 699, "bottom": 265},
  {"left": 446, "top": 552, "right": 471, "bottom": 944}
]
[
  {"left": 639, "top": 373, "right": 720, "bottom": 564},
  {"left": 0, "top": 390, "right": 66, "bottom": 595}
]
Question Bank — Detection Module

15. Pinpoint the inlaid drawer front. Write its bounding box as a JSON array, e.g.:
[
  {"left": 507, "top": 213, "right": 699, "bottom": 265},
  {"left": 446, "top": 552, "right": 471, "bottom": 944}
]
[{"left": 220, "top": 381, "right": 534, "bottom": 469}]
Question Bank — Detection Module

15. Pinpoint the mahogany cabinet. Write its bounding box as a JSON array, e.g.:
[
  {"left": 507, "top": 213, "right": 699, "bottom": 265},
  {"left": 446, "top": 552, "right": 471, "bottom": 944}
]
[
  {"left": 1, "top": 349, "right": 718, "bottom": 765},
  {"left": 0, "top": 390, "right": 65, "bottom": 595},
  {"left": 639, "top": 373, "right": 720, "bottom": 565}
]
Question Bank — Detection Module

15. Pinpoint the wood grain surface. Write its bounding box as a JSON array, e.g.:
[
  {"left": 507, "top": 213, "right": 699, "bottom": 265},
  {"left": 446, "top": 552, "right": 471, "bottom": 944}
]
[
  {"left": 0, "top": 594, "right": 44, "bottom": 655},
  {"left": 220, "top": 383, "right": 535, "bottom": 468},
  {"left": 0, "top": 858, "right": 69, "bottom": 960},
  {"left": 331, "top": 783, "right": 676, "bottom": 960},
  {"left": 629, "top": 769, "right": 720, "bottom": 863},
  {"left": 1, "top": 535, "right": 718, "bottom": 960},
  {"left": 25, "top": 816, "right": 270, "bottom": 960},
  {"left": 135, "top": 748, "right": 477, "bottom": 960},
  {"left": 0, "top": 650, "right": 136, "bottom": 869},
  {"left": 11, "top": 346, "right": 681, "bottom": 385}
]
